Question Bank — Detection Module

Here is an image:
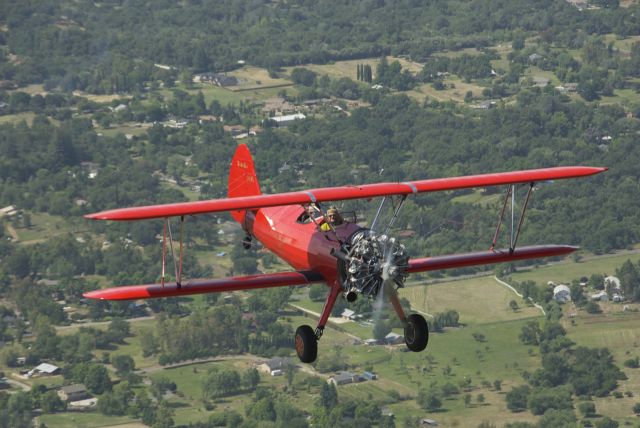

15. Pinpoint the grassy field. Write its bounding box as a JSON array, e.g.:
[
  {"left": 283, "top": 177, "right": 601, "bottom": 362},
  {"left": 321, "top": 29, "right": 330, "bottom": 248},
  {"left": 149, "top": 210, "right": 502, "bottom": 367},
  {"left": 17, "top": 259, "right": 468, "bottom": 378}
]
[
  {"left": 13, "top": 211, "right": 87, "bottom": 244},
  {"left": 0, "top": 111, "right": 36, "bottom": 125},
  {"left": 39, "top": 412, "right": 137, "bottom": 428},
  {"left": 407, "top": 78, "right": 486, "bottom": 104},
  {"left": 401, "top": 276, "right": 541, "bottom": 324},
  {"left": 227, "top": 66, "right": 293, "bottom": 90},
  {"left": 508, "top": 251, "right": 640, "bottom": 285},
  {"left": 284, "top": 56, "right": 423, "bottom": 82}
]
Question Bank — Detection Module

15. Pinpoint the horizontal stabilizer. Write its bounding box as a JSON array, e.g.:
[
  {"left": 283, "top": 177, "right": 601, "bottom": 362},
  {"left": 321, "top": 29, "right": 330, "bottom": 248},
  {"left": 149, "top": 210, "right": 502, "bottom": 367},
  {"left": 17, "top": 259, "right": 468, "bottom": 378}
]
[
  {"left": 86, "top": 167, "right": 606, "bottom": 221},
  {"left": 406, "top": 244, "right": 577, "bottom": 274},
  {"left": 84, "top": 270, "right": 324, "bottom": 301}
]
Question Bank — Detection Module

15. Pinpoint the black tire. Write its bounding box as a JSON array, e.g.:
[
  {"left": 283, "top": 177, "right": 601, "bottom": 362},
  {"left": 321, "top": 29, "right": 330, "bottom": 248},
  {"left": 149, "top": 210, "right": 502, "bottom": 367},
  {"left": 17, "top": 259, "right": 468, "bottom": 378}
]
[
  {"left": 404, "top": 313, "right": 429, "bottom": 352},
  {"left": 295, "top": 325, "right": 318, "bottom": 363}
]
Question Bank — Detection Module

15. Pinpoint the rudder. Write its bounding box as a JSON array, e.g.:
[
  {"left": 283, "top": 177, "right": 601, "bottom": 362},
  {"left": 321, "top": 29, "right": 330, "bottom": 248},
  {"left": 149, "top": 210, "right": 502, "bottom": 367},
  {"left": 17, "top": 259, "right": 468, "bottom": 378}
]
[{"left": 228, "top": 143, "right": 261, "bottom": 224}]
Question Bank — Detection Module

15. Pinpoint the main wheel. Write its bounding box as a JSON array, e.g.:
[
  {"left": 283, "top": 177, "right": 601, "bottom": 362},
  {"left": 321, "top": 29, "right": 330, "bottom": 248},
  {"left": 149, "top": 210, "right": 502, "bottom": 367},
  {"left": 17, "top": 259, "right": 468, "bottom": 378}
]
[
  {"left": 404, "top": 313, "right": 429, "bottom": 352},
  {"left": 295, "top": 325, "right": 318, "bottom": 363}
]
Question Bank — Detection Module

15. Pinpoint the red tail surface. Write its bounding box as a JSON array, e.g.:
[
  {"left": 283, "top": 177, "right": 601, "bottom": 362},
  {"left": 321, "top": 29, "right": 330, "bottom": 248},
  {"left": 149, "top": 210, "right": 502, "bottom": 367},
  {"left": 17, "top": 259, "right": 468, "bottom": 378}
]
[{"left": 228, "top": 144, "right": 261, "bottom": 224}]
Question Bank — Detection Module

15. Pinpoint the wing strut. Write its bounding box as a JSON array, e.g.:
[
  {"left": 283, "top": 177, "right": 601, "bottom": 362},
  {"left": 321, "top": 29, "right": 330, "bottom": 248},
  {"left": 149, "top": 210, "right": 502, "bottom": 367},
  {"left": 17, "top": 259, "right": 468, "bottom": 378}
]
[
  {"left": 162, "top": 216, "right": 186, "bottom": 288},
  {"left": 490, "top": 183, "right": 534, "bottom": 253}
]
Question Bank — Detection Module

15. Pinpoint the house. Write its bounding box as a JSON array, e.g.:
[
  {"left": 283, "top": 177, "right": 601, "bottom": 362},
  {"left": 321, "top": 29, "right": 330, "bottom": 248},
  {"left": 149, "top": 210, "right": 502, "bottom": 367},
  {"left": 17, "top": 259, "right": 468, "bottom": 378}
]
[
  {"left": 385, "top": 332, "right": 405, "bottom": 345},
  {"left": 341, "top": 308, "right": 356, "bottom": 320},
  {"left": 0, "top": 205, "right": 18, "bottom": 219},
  {"left": 528, "top": 53, "right": 544, "bottom": 63},
  {"left": 328, "top": 371, "right": 361, "bottom": 386},
  {"left": 362, "top": 371, "right": 377, "bottom": 380},
  {"left": 193, "top": 73, "right": 239, "bottom": 87},
  {"left": 68, "top": 397, "right": 98, "bottom": 409},
  {"left": 258, "top": 357, "right": 291, "bottom": 375},
  {"left": 553, "top": 285, "right": 571, "bottom": 303},
  {"left": 58, "top": 384, "right": 91, "bottom": 402},
  {"left": 471, "top": 101, "right": 496, "bottom": 110},
  {"left": 27, "top": 363, "right": 60, "bottom": 377},
  {"left": 421, "top": 419, "right": 439, "bottom": 426},
  {"left": 591, "top": 290, "right": 609, "bottom": 302},
  {"left": 266, "top": 113, "right": 306, "bottom": 127},
  {"left": 364, "top": 338, "right": 379, "bottom": 346}
]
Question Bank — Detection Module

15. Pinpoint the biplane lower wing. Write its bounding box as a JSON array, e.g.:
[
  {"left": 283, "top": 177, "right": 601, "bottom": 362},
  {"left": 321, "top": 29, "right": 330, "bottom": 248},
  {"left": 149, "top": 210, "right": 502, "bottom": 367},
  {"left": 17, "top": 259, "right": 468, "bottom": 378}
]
[
  {"left": 406, "top": 244, "right": 577, "bottom": 274},
  {"left": 83, "top": 270, "right": 324, "bottom": 301}
]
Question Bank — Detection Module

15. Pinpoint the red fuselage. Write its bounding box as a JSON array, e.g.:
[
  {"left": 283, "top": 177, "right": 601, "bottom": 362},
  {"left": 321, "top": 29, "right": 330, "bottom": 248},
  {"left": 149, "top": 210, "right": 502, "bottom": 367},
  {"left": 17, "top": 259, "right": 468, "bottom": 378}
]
[{"left": 247, "top": 205, "right": 361, "bottom": 286}]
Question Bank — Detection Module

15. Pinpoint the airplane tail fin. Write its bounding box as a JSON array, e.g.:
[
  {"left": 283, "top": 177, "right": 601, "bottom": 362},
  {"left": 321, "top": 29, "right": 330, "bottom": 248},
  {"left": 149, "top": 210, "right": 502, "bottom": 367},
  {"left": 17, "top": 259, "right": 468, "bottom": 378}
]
[{"left": 228, "top": 143, "right": 261, "bottom": 224}]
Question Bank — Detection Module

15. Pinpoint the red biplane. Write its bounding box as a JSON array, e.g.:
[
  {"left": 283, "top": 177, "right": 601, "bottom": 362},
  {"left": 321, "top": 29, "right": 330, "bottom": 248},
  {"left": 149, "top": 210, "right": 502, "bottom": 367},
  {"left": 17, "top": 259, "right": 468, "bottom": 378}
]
[{"left": 84, "top": 144, "right": 606, "bottom": 363}]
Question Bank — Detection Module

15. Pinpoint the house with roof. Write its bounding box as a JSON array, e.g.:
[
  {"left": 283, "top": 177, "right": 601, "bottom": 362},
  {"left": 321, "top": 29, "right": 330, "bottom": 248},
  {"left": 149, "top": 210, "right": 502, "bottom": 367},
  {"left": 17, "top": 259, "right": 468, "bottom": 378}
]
[
  {"left": 341, "top": 308, "right": 356, "bottom": 320},
  {"left": 257, "top": 357, "right": 291, "bottom": 376},
  {"left": 265, "top": 113, "right": 306, "bottom": 127},
  {"left": 591, "top": 290, "right": 609, "bottom": 302},
  {"left": 385, "top": 332, "right": 405, "bottom": 345},
  {"left": 553, "top": 284, "right": 571, "bottom": 303},
  {"left": 27, "top": 363, "right": 60, "bottom": 378},
  {"left": 58, "top": 384, "right": 91, "bottom": 402},
  {"left": 328, "top": 371, "right": 361, "bottom": 386}
]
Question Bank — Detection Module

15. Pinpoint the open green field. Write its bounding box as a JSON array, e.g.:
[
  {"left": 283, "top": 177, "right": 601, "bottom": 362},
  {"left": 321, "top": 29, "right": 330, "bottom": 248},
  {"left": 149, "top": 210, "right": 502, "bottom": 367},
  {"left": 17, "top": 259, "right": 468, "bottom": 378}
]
[
  {"left": 564, "top": 311, "right": 640, "bottom": 424},
  {"left": 401, "top": 276, "right": 541, "bottom": 324},
  {"left": 407, "top": 78, "right": 486, "bottom": 104},
  {"left": 100, "top": 122, "right": 153, "bottom": 138},
  {"left": 508, "top": 251, "right": 640, "bottom": 285},
  {"left": 227, "top": 66, "right": 293, "bottom": 90},
  {"left": 0, "top": 112, "right": 36, "bottom": 125},
  {"left": 40, "top": 412, "right": 137, "bottom": 428},
  {"left": 148, "top": 356, "right": 323, "bottom": 425},
  {"left": 13, "top": 211, "right": 87, "bottom": 244},
  {"left": 284, "top": 56, "right": 423, "bottom": 82}
]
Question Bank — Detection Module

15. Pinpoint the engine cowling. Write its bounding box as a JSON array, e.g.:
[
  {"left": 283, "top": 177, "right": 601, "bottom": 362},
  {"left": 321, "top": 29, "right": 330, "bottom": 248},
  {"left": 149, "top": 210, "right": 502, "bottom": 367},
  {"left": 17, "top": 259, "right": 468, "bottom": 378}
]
[{"left": 335, "top": 229, "right": 409, "bottom": 299}]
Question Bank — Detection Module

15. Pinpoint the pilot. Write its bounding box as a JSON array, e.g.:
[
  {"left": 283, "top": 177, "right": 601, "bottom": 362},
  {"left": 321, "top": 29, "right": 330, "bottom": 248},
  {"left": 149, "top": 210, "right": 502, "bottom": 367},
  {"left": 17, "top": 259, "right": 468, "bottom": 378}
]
[
  {"left": 299, "top": 204, "right": 318, "bottom": 223},
  {"left": 321, "top": 206, "right": 344, "bottom": 231}
]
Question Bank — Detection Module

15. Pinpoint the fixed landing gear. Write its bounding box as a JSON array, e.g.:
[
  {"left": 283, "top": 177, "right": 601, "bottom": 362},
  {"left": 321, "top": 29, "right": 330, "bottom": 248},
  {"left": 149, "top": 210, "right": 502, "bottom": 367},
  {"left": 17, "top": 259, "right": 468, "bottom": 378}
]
[
  {"left": 295, "top": 325, "right": 318, "bottom": 363},
  {"left": 242, "top": 235, "right": 252, "bottom": 250},
  {"left": 404, "top": 313, "right": 429, "bottom": 352}
]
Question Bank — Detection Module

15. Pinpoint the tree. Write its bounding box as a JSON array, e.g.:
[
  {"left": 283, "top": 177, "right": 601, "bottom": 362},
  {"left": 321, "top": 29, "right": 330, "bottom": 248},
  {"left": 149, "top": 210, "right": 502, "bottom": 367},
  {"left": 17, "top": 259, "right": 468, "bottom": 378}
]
[
  {"left": 595, "top": 417, "right": 619, "bottom": 428},
  {"left": 320, "top": 382, "right": 338, "bottom": 411},
  {"left": 464, "top": 393, "right": 471, "bottom": 407},
  {"left": 493, "top": 379, "right": 502, "bottom": 391},
  {"left": 418, "top": 389, "right": 442, "bottom": 411},
  {"left": 519, "top": 321, "right": 541, "bottom": 345},
  {"left": 373, "top": 319, "right": 391, "bottom": 340},
  {"left": 84, "top": 364, "right": 112, "bottom": 394},
  {"left": 527, "top": 387, "right": 573, "bottom": 415},
  {"left": 578, "top": 401, "right": 596, "bottom": 417},
  {"left": 309, "top": 285, "right": 326, "bottom": 302},
  {"left": 633, "top": 402, "right": 640, "bottom": 415},
  {"left": 509, "top": 300, "right": 519, "bottom": 312},
  {"left": 40, "top": 390, "right": 65, "bottom": 413},
  {"left": 585, "top": 301, "right": 602, "bottom": 314},
  {"left": 536, "top": 409, "right": 576, "bottom": 428},
  {"left": 111, "top": 354, "right": 135, "bottom": 376},
  {"left": 506, "top": 385, "right": 530, "bottom": 412},
  {"left": 243, "top": 368, "right": 260, "bottom": 390},
  {"left": 153, "top": 401, "right": 175, "bottom": 428}
]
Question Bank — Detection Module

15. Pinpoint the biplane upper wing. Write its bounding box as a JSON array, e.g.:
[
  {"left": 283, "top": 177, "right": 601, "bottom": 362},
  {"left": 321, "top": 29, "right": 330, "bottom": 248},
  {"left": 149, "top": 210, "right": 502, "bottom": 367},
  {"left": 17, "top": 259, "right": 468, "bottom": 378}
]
[
  {"left": 84, "top": 270, "right": 324, "bottom": 300},
  {"left": 85, "top": 166, "right": 606, "bottom": 221}
]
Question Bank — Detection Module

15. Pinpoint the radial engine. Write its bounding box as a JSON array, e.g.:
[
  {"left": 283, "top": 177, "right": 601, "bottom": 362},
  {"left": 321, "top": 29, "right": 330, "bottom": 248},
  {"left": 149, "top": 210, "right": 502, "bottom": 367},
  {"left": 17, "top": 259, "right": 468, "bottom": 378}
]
[{"left": 333, "top": 229, "right": 409, "bottom": 302}]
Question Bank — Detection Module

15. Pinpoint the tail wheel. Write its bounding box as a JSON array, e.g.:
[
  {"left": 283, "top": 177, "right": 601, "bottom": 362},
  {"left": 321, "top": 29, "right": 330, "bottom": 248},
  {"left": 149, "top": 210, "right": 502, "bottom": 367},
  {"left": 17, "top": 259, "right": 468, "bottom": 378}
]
[
  {"left": 404, "top": 313, "right": 429, "bottom": 352},
  {"left": 295, "top": 325, "right": 318, "bottom": 363}
]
